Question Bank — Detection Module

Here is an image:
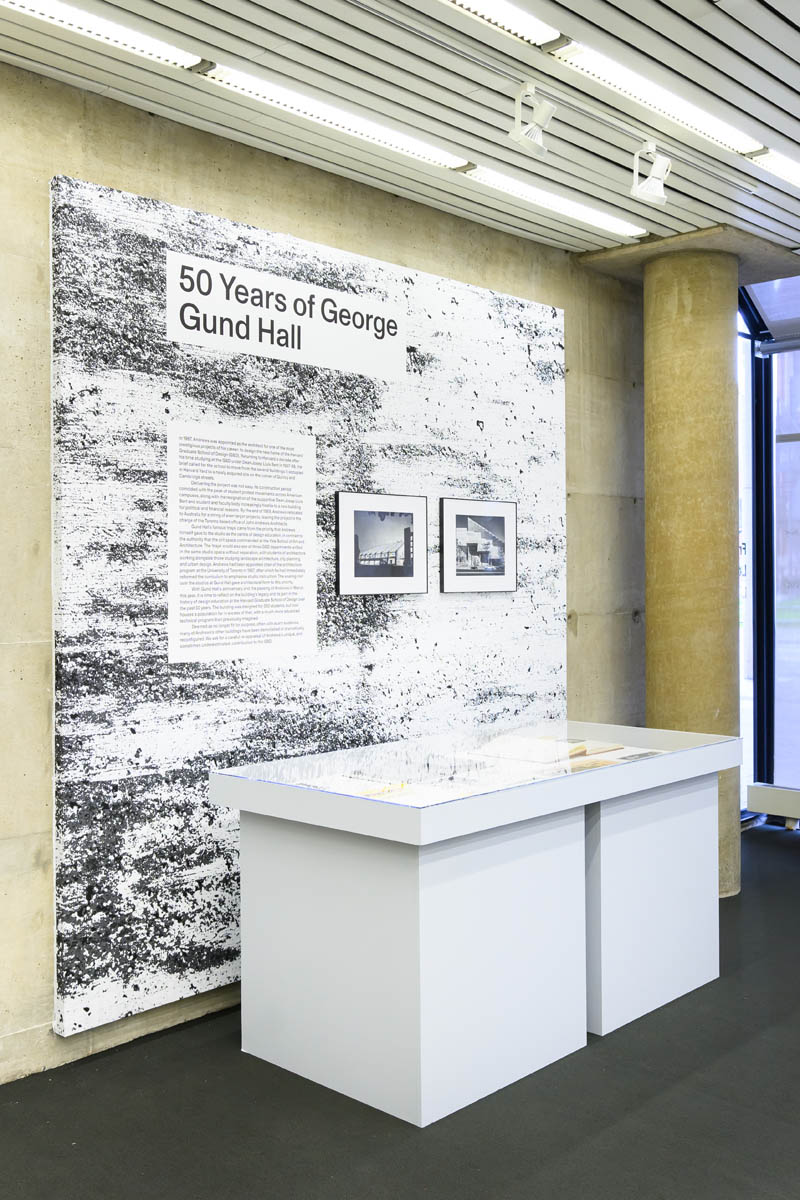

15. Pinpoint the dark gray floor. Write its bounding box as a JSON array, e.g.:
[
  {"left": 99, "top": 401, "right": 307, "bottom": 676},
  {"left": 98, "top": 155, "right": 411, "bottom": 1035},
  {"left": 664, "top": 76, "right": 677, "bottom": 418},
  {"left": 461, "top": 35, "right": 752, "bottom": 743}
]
[{"left": 3, "top": 824, "right": 799, "bottom": 1200}]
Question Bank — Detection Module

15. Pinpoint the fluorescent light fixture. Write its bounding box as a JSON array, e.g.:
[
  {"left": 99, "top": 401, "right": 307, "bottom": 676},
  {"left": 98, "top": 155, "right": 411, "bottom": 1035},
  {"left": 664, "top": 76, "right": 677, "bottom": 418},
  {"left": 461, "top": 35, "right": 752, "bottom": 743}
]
[
  {"left": 554, "top": 42, "right": 762, "bottom": 155},
  {"left": 466, "top": 165, "right": 648, "bottom": 238},
  {"left": 748, "top": 149, "right": 800, "bottom": 190},
  {"left": 209, "top": 67, "right": 470, "bottom": 169},
  {"left": 631, "top": 141, "right": 671, "bottom": 207},
  {"left": 442, "top": 1, "right": 559, "bottom": 46},
  {"left": 0, "top": 0, "right": 200, "bottom": 67},
  {"left": 508, "top": 82, "right": 556, "bottom": 160}
]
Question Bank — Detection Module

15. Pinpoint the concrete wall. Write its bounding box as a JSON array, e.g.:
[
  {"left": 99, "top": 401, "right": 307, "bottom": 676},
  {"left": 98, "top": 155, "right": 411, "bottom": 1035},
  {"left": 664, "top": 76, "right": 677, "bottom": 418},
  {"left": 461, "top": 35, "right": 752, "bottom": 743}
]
[{"left": 0, "top": 61, "right": 644, "bottom": 1086}]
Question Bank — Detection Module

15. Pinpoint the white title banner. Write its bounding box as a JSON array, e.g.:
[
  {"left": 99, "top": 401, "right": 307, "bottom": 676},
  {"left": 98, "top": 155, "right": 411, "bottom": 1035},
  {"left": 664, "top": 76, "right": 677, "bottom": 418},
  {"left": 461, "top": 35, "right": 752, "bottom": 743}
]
[{"left": 166, "top": 250, "right": 406, "bottom": 381}]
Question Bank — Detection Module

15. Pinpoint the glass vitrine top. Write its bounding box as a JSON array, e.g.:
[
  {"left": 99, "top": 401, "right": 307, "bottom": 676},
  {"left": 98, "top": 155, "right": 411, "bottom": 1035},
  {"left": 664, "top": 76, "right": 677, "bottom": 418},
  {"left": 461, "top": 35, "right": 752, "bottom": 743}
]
[{"left": 218, "top": 721, "right": 671, "bottom": 809}]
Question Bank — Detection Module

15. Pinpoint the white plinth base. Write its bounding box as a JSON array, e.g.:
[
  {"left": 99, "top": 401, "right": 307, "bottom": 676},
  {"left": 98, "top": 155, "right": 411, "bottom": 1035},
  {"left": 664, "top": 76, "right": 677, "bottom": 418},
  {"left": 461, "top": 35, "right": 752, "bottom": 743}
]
[
  {"left": 585, "top": 775, "right": 719, "bottom": 1036},
  {"left": 240, "top": 807, "right": 587, "bottom": 1127}
]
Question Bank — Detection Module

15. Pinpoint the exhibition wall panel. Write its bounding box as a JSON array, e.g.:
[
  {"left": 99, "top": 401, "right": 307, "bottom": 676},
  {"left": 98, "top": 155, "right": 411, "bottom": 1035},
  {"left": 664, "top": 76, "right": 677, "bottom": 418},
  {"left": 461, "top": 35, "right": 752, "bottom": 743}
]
[
  {"left": 0, "top": 61, "right": 643, "bottom": 1082},
  {"left": 51, "top": 176, "right": 565, "bottom": 1034}
]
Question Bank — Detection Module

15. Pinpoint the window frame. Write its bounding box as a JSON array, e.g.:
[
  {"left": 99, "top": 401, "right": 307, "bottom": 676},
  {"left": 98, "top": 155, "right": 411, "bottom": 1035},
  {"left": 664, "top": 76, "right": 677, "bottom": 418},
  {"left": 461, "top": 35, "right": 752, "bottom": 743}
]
[{"left": 739, "top": 288, "right": 774, "bottom": 785}]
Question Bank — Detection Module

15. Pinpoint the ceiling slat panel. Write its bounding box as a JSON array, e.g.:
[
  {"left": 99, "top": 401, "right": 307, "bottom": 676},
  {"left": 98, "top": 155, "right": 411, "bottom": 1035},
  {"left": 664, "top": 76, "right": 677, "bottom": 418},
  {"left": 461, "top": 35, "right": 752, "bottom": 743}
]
[
  {"left": 160, "top": 9, "right": 800, "bottom": 237},
  {"left": 244, "top": 37, "right": 800, "bottom": 239},
  {"left": 75, "top": 0, "right": 796, "bottom": 235},
  {"left": 597, "top": 0, "right": 800, "bottom": 115},
  {"left": 57, "top": 0, "right": 800, "bottom": 204},
  {"left": 535, "top": 0, "right": 800, "bottom": 143},
  {"left": 713, "top": 1, "right": 800, "bottom": 62},
  {"left": 255, "top": 38, "right": 800, "bottom": 237},
  {"left": 4, "top": 0, "right": 800, "bottom": 252},
  {"left": 197, "top": 48, "right": 679, "bottom": 234},
  {"left": 660, "top": 0, "right": 800, "bottom": 77},
  {"left": 554, "top": 123, "right": 800, "bottom": 243},
  {"left": 0, "top": 37, "right": 598, "bottom": 250},
  {"left": 0, "top": 21, "right": 615, "bottom": 248},
  {"left": 54, "top": 2, "right": 677, "bottom": 233},
  {"left": 468, "top": 0, "right": 800, "bottom": 153},
  {"left": 406, "top": 0, "right": 800, "bottom": 168}
]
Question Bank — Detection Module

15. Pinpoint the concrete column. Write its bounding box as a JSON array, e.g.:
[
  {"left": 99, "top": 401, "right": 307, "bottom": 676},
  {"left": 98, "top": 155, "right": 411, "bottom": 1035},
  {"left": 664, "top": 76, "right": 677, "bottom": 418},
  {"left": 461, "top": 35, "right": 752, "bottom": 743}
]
[{"left": 644, "top": 251, "right": 741, "bottom": 897}]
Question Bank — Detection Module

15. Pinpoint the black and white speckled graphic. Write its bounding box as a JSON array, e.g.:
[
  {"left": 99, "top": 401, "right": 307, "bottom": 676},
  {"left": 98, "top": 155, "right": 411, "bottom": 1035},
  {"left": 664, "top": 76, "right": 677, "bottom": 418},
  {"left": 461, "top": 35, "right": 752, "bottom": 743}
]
[{"left": 51, "top": 176, "right": 566, "bottom": 1035}]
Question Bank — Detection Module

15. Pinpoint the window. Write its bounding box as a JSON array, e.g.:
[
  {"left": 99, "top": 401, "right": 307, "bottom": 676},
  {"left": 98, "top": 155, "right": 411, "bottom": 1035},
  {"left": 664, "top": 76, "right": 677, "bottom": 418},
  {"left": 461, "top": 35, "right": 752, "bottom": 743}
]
[
  {"left": 737, "top": 324, "right": 754, "bottom": 804},
  {"left": 773, "top": 351, "right": 800, "bottom": 788},
  {"left": 741, "top": 281, "right": 800, "bottom": 794}
]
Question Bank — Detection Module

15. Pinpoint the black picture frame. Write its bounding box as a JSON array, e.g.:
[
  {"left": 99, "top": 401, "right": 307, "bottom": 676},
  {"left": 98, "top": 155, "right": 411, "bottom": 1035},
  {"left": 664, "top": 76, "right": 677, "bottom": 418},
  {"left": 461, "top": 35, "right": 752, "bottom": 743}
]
[
  {"left": 439, "top": 497, "right": 518, "bottom": 593},
  {"left": 336, "top": 491, "right": 429, "bottom": 595}
]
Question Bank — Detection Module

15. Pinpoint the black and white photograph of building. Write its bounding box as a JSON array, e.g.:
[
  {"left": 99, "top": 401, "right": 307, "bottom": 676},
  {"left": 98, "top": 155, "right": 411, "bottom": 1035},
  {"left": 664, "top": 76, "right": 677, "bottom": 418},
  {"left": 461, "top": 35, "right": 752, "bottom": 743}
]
[
  {"left": 440, "top": 498, "right": 518, "bottom": 593},
  {"left": 455, "top": 514, "right": 505, "bottom": 576},
  {"left": 354, "top": 510, "right": 414, "bottom": 578},
  {"left": 336, "top": 491, "right": 428, "bottom": 595}
]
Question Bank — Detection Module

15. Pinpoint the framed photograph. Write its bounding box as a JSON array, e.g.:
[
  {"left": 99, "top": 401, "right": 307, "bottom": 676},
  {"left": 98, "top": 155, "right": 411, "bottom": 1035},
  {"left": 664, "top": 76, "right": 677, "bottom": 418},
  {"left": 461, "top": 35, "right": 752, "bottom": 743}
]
[
  {"left": 336, "top": 492, "right": 428, "bottom": 595},
  {"left": 439, "top": 497, "right": 517, "bottom": 593}
]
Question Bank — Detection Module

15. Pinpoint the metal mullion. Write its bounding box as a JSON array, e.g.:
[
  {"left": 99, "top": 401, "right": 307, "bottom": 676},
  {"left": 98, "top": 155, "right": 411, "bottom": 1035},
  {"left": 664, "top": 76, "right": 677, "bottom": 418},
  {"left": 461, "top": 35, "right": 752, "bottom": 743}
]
[
  {"left": 758, "top": 340, "right": 800, "bottom": 356},
  {"left": 751, "top": 342, "right": 775, "bottom": 785}
]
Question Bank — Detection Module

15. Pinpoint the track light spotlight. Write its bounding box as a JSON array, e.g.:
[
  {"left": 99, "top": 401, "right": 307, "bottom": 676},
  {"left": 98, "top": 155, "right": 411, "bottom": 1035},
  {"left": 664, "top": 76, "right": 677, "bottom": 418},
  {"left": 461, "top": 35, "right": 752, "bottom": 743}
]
[
  {"left": 508, "top": 82, "right": 556, "bottom": 159},
  {"left": 631, "top": 141, "right": 672, "bottom": 206}
]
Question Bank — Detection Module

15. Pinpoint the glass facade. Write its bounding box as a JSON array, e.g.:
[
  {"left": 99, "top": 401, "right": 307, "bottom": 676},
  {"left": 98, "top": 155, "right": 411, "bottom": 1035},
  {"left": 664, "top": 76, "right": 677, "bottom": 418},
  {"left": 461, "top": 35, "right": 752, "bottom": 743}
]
[
  {"left": 737, "top": 331, "right": 754, "bottom": 805},
  {"left": 773, "top": 351, "right": 800, "bottom": 788}
]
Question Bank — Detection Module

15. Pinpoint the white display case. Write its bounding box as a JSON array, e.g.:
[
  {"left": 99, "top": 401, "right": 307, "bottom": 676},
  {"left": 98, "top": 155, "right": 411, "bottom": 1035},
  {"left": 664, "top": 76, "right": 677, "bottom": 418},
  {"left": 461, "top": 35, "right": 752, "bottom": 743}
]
[{"left": 211, "top": 720, "right": 740, "bottom": 1126}]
